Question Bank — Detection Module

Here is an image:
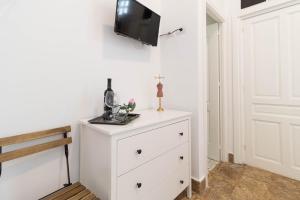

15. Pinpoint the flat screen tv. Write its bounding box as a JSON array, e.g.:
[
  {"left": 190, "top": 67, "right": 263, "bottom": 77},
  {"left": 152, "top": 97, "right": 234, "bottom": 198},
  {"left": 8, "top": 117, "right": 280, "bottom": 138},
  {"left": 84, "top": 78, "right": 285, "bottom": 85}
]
[{"left": 114, "top": 0, "right": 161, "bottom": 46}]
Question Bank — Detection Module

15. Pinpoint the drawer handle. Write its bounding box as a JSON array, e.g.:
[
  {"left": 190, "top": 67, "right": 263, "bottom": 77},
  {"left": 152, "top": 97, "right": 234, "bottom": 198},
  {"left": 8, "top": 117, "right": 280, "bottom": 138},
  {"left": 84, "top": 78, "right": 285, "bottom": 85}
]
[
  {"left": 136, "top": 149, "right": 142, "bottom": 155},
  {"left": 180, "top": 180, "right": 184, "bottom": 184},
  {"left": 180, "top": 156, "right": 184, "bottom": 160},
  {"left": 179, "top": 132, "right": 184, "bottom": 136},
  {"left": 136, "top": 183, "right": 142, "bottom": 188}
]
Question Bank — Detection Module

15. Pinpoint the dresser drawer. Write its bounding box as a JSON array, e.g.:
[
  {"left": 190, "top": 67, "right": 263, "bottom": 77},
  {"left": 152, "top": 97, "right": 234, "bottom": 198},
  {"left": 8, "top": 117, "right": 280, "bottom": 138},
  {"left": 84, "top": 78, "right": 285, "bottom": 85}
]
[
  {"left": 117, "top": 143, "right": 189, "bottom": 200},
  {"left": 117, "top": 120, "right": 189, "bottom": 176}
]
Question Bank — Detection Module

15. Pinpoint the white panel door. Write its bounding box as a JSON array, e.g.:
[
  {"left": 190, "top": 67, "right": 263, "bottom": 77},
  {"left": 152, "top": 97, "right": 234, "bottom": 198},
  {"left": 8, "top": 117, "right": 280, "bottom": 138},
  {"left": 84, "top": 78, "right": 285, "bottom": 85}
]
[
  {"left": 242, "top": 4, "right": 300, "bottom": 180},
  {"left": 207, "top": 23, "right": 220, "bottom": 161}
]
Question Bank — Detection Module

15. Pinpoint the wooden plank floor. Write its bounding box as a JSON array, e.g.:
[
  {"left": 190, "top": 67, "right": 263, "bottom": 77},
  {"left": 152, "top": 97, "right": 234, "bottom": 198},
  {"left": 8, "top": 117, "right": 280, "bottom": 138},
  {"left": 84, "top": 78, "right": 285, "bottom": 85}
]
[
  {"left": 180, "top": 162, "right": 300, "bottom": 200},
  {"left": 40, "top": 182, "right": 100, "bottom": 200}
]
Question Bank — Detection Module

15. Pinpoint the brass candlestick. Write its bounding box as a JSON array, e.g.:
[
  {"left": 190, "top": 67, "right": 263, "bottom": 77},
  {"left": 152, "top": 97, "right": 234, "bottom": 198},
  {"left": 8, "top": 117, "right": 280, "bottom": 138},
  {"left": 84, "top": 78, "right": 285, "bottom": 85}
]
[{"left": 155, "top": 75, "right": 165, "bottom": 112}]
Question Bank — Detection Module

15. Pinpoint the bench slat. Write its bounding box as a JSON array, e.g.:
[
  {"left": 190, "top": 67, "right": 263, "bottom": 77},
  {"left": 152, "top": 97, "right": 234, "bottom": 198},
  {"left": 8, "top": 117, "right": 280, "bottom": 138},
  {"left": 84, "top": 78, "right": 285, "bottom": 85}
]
[
  {"left": 40, "top": 183, "right": 81, "bottom": 200},
  {"left": 40, "top": 183, "right": 100, "bottom": 200},
  {"left": 67, "top": 189, "right": 91, "bottom": 200},
  {"left": 81, "top": 193, "right": 96, "bottom": 200},
  {"left": 0, "top": 138, "right": 72, "bottom": 163},
  {"left": 0, "top": 126, "right": 71, "bottom": 147},
  {"left": 55, "top": 185, "right": 86, "bottom": 200}
]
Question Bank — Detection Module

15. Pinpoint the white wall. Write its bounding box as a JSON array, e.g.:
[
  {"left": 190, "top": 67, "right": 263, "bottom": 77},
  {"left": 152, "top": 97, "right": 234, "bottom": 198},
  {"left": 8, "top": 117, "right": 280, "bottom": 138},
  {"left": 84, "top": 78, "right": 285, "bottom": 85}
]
[
  {"left": 160, "top": 0, "right": 206, "bottom": 181},
  {"left": 0, "top": 0, "right": 161, "bottom": 199},
  {"left": 0, "top": 0, "right": 236, "bottom": 197},
  {"left": 161, "top": 0, "right": 230, "bottom": 181}
]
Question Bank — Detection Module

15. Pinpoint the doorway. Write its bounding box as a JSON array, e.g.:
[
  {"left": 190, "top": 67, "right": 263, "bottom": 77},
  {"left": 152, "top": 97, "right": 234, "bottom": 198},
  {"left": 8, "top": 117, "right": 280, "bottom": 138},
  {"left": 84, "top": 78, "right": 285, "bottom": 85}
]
[
  {"left": 240, "top": 4, "right": 300, "bottom": 181},
  {"left": 207, "top": 15, "right": 221, "bottom": 171}
]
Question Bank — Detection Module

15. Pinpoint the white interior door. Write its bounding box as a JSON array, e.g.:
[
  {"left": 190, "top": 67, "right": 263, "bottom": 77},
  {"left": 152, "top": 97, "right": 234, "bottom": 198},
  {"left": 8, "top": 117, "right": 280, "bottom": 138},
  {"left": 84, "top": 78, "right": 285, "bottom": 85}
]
[
  {"left": 242, "top": 4, "right": 300, "bottom": 180},
  {"left": 207, "top": 23, "right": 220, "bottom": 161}
]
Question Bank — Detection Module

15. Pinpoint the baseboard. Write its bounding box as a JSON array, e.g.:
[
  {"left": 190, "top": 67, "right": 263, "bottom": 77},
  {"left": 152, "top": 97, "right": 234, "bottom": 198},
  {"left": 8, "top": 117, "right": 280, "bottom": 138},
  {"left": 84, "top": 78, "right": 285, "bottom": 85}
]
[
  {"left": 228, "top": 153, "right": 234, "bottom": 163},
  {"left": 192, "top": 177, "right": 206, "bottom": 195}
]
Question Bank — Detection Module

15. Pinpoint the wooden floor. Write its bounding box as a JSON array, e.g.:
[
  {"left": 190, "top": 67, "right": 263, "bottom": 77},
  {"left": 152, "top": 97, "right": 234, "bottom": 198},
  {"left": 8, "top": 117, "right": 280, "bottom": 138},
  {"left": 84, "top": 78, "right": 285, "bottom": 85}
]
[{"left": 181, "top": 162, "right": 300, "bottom": 200}]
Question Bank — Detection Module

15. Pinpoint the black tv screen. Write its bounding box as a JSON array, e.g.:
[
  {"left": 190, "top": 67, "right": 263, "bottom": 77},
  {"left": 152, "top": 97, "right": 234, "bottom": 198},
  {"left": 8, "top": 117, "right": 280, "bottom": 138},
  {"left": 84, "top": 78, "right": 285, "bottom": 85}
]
[{"left": 114, "top": 0, "right": 161, "bottom": 46}]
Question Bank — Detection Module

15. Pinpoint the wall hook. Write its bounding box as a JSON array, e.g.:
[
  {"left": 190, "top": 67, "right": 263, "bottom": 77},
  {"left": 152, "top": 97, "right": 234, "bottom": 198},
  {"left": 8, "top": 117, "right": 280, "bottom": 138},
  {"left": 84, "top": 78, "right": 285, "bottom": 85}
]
[{"left": 160, "top": 28, "right": 184, "bottom": 37}]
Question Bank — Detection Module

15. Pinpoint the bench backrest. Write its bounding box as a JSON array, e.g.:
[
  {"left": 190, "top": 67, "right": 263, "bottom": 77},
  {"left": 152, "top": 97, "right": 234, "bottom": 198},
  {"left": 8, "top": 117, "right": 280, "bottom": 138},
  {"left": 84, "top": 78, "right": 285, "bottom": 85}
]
[{"left": 0, "top": 126, "right": 72, "bottom": 180}]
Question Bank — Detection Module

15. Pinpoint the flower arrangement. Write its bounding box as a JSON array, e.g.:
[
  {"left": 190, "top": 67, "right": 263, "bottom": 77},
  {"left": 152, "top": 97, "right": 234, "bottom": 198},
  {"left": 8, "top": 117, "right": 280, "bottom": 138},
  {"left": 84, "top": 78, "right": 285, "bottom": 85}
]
[{"left": 119, "top": 98, "right": 136, "bottom": 114}]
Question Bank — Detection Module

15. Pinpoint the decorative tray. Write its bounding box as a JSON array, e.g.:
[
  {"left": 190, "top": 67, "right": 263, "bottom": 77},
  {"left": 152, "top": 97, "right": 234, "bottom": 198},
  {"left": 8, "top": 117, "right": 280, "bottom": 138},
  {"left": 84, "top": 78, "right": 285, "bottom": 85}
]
[{"left": 88, "top": 113, "right": 140, "bottom": 125}]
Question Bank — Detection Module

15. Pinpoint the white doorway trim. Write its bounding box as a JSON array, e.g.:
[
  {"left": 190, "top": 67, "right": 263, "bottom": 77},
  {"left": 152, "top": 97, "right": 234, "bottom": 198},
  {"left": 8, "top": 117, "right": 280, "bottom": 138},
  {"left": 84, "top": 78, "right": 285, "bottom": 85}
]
[
  {"left": 205, "top": 1, "right": 228, "bottom": 166},
  {"left": 232, "top": 0, "right": 300, "bottom": 165},
  {"left": 207, "top": 2, "right": 225, "bottom": 23},
  {"left": 207, "top": 21, "right": 221, "bottom": 162},
  {"left": 205, "top": 1, "right": 232, "bottom": 188},
  {"left": 240, "top": 0, "right": 300, "bottom": 19},
  {"left": 232, "top": 16, "right": 245, "bottom": 164}
]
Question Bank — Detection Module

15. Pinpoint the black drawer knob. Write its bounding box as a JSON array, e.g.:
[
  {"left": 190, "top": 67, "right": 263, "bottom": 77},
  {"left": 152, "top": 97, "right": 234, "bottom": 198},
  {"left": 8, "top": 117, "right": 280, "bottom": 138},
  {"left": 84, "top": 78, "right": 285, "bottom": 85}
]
[
  {"left": 136, "top": 149, "right": 142, "bottom": 154},
  {"left": 180, "top": 180, "right": 184, "bottom": 184},
  {"left": 180, "top": 156, "right": 184, "bottom": 160},
  {"left": 179, "top": 132, "right": 184, "bottom": 136},
  {"left": 137, "top": 183, "right": 142, "bottom": 188}
]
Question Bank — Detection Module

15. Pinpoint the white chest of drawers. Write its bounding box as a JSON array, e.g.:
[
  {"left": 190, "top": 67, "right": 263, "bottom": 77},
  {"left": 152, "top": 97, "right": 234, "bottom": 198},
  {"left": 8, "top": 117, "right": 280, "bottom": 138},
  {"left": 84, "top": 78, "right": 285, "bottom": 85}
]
[{"left": 80, "top": 110, "right": 192, "bottom": 200}]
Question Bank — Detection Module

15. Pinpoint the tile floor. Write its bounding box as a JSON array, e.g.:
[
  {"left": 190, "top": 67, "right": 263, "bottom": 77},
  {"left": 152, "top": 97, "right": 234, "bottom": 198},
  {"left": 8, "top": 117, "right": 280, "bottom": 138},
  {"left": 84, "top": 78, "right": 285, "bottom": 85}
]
[{"left": 181, "top": 162, "right": 300, "bottom": 200}]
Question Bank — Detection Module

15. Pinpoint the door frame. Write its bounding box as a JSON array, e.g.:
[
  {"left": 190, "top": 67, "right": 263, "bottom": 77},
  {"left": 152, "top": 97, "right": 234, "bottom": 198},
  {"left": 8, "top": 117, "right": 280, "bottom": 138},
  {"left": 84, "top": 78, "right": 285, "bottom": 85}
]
[
  {"left": 206, "top": 2, "right": 228, "bottom": 165},
  {"left": 232, "top": 0, "right": 300, "bottom": 164},
  {"left": 207, "top": 22, "right": 221, "bottom": 162}
]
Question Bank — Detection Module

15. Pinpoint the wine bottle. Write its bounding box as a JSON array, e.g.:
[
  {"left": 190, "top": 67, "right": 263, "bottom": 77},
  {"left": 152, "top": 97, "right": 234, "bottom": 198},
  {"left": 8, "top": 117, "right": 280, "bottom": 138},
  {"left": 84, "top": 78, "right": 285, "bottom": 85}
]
[{"left": 104, "top": 78, "right": 114, "bottom": 112}]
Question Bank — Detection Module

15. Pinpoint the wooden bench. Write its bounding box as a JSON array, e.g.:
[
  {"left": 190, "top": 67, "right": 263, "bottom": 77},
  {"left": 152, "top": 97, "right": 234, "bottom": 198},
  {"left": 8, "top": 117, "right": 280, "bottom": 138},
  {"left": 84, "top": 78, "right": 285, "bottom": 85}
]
[{"left": 0, "top": 126, "right": 100, "bottom": 200}]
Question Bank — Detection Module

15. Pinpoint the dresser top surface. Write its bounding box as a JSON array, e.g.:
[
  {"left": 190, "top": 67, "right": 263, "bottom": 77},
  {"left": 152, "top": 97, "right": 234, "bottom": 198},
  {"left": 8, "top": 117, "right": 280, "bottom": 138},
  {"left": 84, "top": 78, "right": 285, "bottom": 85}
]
[{"left": 80, "top": 109, "right": 191, "bottom": 135}]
